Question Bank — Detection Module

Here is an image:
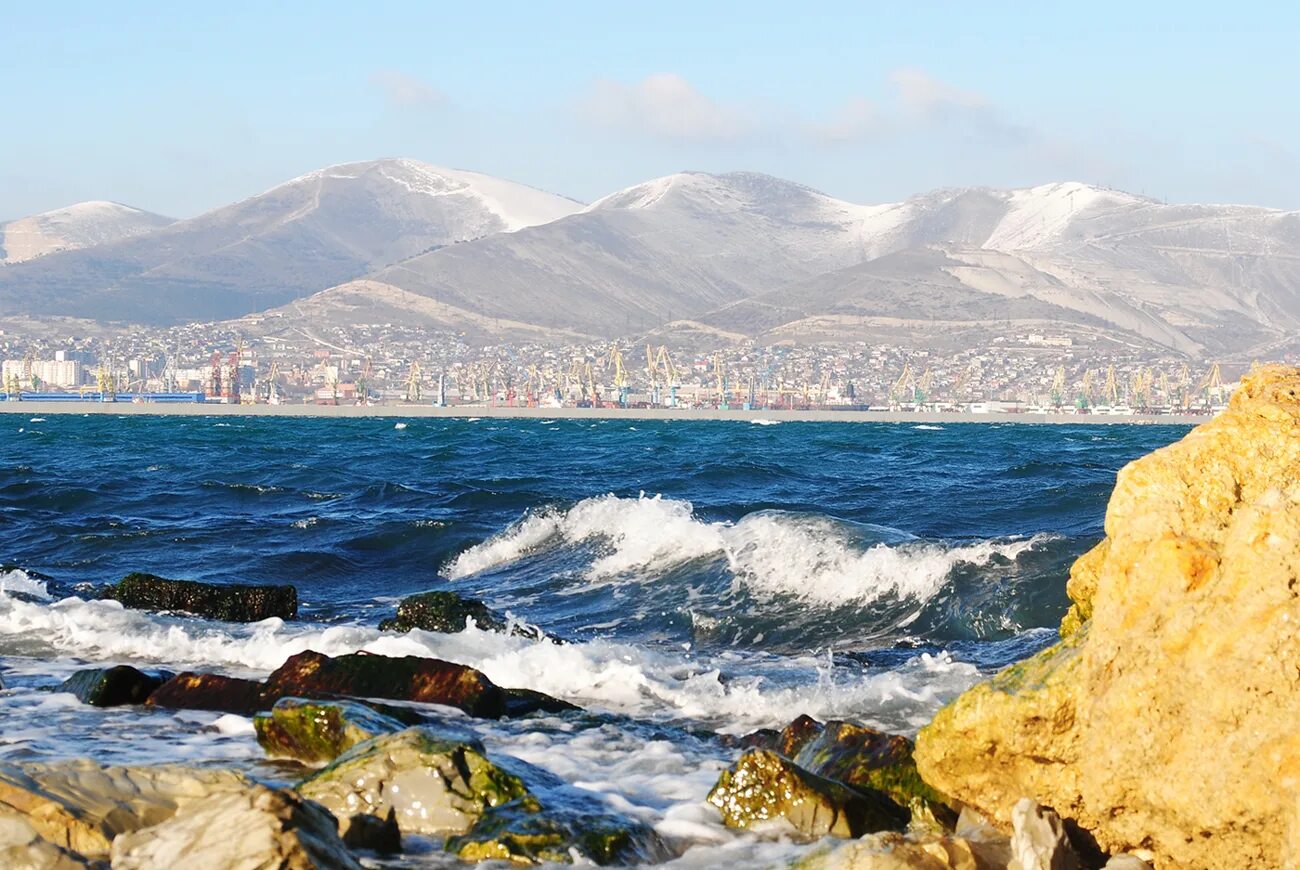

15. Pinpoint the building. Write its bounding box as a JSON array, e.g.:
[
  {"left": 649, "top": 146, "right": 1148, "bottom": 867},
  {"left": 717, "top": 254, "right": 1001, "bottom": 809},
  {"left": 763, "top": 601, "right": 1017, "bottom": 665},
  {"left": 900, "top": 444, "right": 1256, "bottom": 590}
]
[{"left": 2, "top": 358, "right": 84, "bottom": 389}]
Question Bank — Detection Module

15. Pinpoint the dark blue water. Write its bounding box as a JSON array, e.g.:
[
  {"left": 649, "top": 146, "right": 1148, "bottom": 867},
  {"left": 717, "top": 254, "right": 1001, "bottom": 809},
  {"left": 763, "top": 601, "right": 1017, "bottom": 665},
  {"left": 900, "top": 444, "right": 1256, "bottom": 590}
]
[{"left": 1, "top": 416, "right": 1182, "bottom": 659}]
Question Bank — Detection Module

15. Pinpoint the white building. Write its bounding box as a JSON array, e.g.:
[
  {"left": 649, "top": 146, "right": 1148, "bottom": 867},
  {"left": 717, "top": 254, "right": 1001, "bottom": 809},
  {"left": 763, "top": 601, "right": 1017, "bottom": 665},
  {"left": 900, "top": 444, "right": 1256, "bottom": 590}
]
[{"left": 2, "top": 359, "right": 84, "bottom": 389}]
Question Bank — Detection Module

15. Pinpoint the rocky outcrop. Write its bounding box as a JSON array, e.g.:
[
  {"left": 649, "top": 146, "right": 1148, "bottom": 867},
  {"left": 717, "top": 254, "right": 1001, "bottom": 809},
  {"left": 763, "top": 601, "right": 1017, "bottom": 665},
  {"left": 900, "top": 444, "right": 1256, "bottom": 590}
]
[
  {"left": 100, "top": 573, "right": 297, "bottom": 622},
  {"left": 379, "top": 590, "right": 535, "bottom": 636},
  {"left": 915, "top": 365, "right": 1300, "bottom": 868},
  {"left": 254, "top": 698, "right": 410, "bottom": 765},
  {"left": 708, "top": 749, "right": 909, "bottom": 839},
  {"left": 109, "top": 784, "right": 359, "bottom": 869},
  {"left": 145, "top": 672, "right": 276, "bottom": 715},
  {"left": 447, "top": 801, "right": 664, "bottom": 866},
  {"left": 57, "top": 666, "right": 171, "bottom": 708},
  {"left": 297, "top": 727, "right": 532, "bottom": 837},
  {"left": 796, "top": 831, "right": 1011, "bottom": 869}
]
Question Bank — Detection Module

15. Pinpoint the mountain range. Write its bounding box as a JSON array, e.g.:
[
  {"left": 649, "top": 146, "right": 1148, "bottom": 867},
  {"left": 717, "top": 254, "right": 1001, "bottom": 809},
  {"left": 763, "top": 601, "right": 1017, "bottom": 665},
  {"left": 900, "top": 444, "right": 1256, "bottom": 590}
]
[{"left": 2, "top": 158, "right": 1297, "bottom": 357}]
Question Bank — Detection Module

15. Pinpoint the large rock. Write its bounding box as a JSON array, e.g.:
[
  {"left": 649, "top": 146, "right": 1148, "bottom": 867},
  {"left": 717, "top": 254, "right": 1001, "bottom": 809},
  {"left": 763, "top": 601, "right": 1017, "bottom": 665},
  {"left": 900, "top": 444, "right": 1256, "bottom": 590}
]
[
  {"left": 796, "top": 830, "right": 1011, "bottom": 869},
  {"left": 145, "top": 672, "right": 277, "bottom": 715},
  {"left": 109, "top": 783, "right": 360, "bottom": 869},
  {"left": 254, "top": 698, "right": 411, "bottom": 765},
  {"left": 447, "top": 801, "right": 664, "bottom": 866},
  {"left": 57, "top": 666, "right": 171, "bottom": 708},
  {"left": 379, "top": 590, "right": 518, "bottom": 635},
  {"left": 0, "top": 760, "right": 247, "bottom": 860},
  {"left": 297, "top": 727, "right": 532, "bottom": 837},
  {"left": 0, "top": 815, "right": 99, "bottom": 869},
  {"left": 707, "top": 749, "right": 909, "bottom": 840},
  {"left": 266, "top": 650, "right": 573, "bottom": 719},
  {"left": 915, "top": 366, "right": 1300, "bottom": 868},
  {"left": 100, "top": 573, "right": 297, "bottom": 622}
]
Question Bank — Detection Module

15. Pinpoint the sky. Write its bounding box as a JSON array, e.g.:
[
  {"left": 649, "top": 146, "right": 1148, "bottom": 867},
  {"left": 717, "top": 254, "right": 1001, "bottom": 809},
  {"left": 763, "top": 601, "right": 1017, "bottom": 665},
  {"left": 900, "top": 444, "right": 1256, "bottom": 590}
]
[{"left": 3, "top": 0, "right": 1299, "bottom": 219}]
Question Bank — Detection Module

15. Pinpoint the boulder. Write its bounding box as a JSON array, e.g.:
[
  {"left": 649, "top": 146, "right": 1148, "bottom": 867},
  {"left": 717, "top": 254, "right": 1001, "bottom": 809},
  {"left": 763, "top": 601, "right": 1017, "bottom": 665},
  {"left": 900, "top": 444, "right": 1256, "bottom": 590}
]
[
  {"left": 109, "top": 783, "right": 360, "bottom": 869},
  {"left": 0, "top": 760, "right": 247, "bottom": 860},
  {"left": 297, "top": 727, "right": 532, "bottom": 837},
  {"left": 265, "top": 650, "right": 573, "bottom": 719},
  {"left": 1008, "top": 798, "right": 1080, "bottom": 870},
  {"left": 145, "top": 672, "right": 277, "bottom": 715},
  {"left": 99, "top": 573, "right": 296, "bottom": 622},
  {"left": 795, "top": 830, "right": 1010, "bottom": 869},
  {"left": 57, "top": 666, "right": 172, "bottom": 708},
  {"left": 379, "top": 590, "right": 517, "bottom": 635},
  {"left": 0, "top": 814, "right": 100, "bottom": 869},
  {"left": 254, "top": 698, "right": 410, "bottom": 765},
  {"left": 915, "top": 366, "right": 1300, "bottom": 868},
  {"left": 707, "top": 749, "right": 909, "bottom": 840},
  {"left": 447, "top": 801, "right": 664, "bottom": 866}
]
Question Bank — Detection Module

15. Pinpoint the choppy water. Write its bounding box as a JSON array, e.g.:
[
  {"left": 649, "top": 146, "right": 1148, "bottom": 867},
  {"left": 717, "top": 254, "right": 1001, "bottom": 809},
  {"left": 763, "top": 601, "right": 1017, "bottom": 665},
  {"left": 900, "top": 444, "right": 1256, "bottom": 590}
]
[{"left": 0, "top": 415, "right": 1186, "bottom": 865}]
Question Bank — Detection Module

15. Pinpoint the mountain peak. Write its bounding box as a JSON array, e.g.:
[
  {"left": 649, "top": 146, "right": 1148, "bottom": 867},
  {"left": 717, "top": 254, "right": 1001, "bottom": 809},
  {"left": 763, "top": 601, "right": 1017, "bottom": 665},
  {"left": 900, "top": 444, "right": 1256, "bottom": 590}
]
[{"left": 1, "top": 200, "right": 173, "bottom": 264}]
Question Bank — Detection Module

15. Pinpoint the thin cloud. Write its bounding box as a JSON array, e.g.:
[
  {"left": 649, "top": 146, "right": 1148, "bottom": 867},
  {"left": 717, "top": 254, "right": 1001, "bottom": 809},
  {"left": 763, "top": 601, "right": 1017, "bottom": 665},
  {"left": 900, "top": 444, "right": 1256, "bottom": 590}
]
[
  {"left": 370, "top": 70, "right": 445, "bottom": 108},
  {"left": 807, "top": 97, "right": 880, "bottom": 144},
  {"left": 579, "top": 73, "right": 752, "bottom": 142},
  {"left": 888, "top": 67, "right": 1031, "bottom": 144}
]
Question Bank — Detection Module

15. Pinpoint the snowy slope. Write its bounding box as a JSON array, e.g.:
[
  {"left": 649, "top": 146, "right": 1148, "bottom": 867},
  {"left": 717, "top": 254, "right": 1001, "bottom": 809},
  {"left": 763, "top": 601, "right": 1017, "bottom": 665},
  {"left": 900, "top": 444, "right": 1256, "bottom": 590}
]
[{"left": 0, "top": 201, "right": 173, "bottom": 263}]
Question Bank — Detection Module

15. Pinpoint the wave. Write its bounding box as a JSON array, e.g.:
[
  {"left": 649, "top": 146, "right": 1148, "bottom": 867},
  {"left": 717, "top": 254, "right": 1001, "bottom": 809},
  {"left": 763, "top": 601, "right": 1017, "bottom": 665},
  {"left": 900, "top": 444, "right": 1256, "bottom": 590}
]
[
  {"left": 0, "top": 582, "right": 979, "bottom": 733},
  {"left": 446, "top": 494, "right": 1052, "bottom": 608},
  {"left": 0, "top": 568, "right": 51, "bottom": 601}
]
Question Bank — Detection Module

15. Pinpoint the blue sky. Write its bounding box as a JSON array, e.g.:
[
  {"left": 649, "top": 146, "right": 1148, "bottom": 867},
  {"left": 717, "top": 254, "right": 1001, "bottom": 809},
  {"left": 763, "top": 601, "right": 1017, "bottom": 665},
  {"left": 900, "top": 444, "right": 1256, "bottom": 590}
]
[{"left": 3, "top": 1, "right": 1298, "bottom": 218}]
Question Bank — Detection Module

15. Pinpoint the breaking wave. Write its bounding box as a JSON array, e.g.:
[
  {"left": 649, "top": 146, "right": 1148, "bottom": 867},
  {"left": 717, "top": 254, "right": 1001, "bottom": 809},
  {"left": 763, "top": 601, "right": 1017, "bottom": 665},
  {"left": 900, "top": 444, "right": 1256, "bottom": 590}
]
[{"left": 446, "top": 494, "right": 1050, "bottom": 608}]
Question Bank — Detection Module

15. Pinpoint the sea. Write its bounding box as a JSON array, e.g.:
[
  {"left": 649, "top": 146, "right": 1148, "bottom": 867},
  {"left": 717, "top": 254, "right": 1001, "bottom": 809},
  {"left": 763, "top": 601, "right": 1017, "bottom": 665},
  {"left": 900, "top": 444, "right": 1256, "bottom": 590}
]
[{"left": 0, "top": 414, "right": 1187, "bottom": 866}]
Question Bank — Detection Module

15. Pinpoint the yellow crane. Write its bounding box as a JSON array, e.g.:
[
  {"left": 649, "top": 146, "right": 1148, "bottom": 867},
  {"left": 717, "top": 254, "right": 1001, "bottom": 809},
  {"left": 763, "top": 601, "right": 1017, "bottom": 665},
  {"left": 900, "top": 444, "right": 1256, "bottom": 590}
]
[
  {"left": 1198, "top": 362, "right": 1223, "bottom": 408},
  {"left": 713, "top": 355, "right": 728, "bottom": 408},
  {"left": 405, "top": 362, "right": 422, "bottom": 403},
  {"left": 1104, "top": 365, "right": 1119, "bottom": 406},
  {"left": 892, "top": 363, "right": 915, "bottom": 405}
]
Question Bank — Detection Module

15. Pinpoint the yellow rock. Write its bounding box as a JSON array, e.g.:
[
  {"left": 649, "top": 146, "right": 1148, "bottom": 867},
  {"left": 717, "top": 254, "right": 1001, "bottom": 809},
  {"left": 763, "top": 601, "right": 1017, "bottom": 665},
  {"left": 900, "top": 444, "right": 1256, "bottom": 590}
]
[{"left": 915, "top": 365, "right": 1300, "bottom": 869}]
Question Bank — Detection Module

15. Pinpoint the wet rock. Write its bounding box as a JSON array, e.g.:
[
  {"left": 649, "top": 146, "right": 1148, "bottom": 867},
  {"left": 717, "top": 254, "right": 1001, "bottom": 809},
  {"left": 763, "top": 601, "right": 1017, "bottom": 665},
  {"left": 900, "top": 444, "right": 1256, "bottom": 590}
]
[
  {"left": 145, "top": 672, "right": 277, "bottom": 715},
  {"left": 915, "top": 365, "right": 1300, "bottom": 868},
  {"left": 796, "top": 830, "right": 1011, "bottom": 869},
  {"left": 707, "top": 749, "right": 909, "bottom": 840},
  {"left": 99, "top": 572, "right": 297, "bottom": 622},
  {"left": 0, "top": 759, "right": 248, "bottom": 860},
  {"left": 340, "top": 808, "right": 401, "bottom": 855},
  {"left": 109, "top": 783, "right": 360, "bottom": 869},
  {"left": 266, "top": 650, "right": 572, "bottom": 719},
  {"left": 57, "top": 666, "right": 172, "bottom": 708},
  {"left": 379, "top": 590, "right": 515, "bottom": 634},
  {"left": 297, "top": 727, "right": 532, "bottom": 836},
  {"left": 447, "top": 801, "right": 665, "bottom": 866},
  {"left": 254, "top": 697, "right": 410, "bottom": 765},
  {"left": 1008, "top": 798, "right": 1080, "bottom": 870}
]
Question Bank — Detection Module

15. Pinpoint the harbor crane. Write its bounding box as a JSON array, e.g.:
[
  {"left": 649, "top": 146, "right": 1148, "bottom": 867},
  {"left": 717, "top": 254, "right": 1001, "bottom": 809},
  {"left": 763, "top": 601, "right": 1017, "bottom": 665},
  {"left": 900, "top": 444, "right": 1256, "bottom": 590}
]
[{"left": 404, "top": 362, "right": 422, "bottom": 404}]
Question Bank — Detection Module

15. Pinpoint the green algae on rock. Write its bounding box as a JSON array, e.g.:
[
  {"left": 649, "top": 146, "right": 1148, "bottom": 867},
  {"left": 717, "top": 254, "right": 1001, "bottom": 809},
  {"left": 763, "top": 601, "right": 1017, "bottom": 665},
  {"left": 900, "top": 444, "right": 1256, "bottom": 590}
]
[
  {"left": 446, "top": 800, "right": 664, "bottom": 866},
  {"left": 708, "top": 749, "right": 909, "bottom": 840},
  {"left": 297, "top": 727, "right": 533, "bottom": 837},
  {"left": 58, "top": 665, "right": 172, "bottom": 707},
  {"left": 100, "top": 573, "right": 297, "bottom": 622},
  {"left": 253, "top": 698, "right": 409, "bottom": 765},
  {"left": 379, "top": 590, "right": 522, "bottom": 635}
]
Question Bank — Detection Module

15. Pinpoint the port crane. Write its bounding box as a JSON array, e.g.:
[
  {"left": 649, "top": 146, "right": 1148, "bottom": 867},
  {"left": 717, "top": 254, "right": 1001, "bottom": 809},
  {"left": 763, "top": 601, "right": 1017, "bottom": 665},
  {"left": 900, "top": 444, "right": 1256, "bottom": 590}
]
[{"left": 404, "top": 362, "right": 422, "bottom": 403}]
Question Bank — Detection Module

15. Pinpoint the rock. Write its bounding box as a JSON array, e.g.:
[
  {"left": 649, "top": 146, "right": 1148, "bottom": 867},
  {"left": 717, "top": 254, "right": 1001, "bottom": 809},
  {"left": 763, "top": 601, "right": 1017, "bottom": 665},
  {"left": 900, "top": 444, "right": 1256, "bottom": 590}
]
[
  {"left": 796, "top": 830, "right": 1011, "bottom": 869},
  {"left": 297, "top": 727, "right": 533, "bottom": 836},
  {"left": 339, "top": 808, "right": 401, "bottom": 855},
  {"left": 253, "top": 697, "right": 411, "bottom": 765},
  {"left": 707, "top": 749, "right": 909, "bottom": 840},
  {"left": 379, "top": 590, "right": 520, "bottom": 635},
  {"left": 1101, "top": 856, "right": 1152, "bottom": 870},
  {"left": 915, "top": 365, "right": 1300, "bottom": 868},
  {"left": 109, "top": 783, "right": 360, "bottom": 869},
  {"left": 446, "top": 801, "right": 664, "bottom": 866},
  {"left": 1008, "top": 798, "right": 1079, "bottom": 870},
  {"left": 99, "top": 572, "right": 297, "bottom": 622},
  {"left": 265, "top": 650, "right": 572, "bottom": 719},
  {"left": 0, "top": 759, "right": 247, "bottom": 860},
  {"left": 145, "top": 672, "right": 277, "bottom": 715},
  {"left": 0, "top": 814, "right": 100, "bottom": 869},
  {"left": 56, "top": 666, "right": 171, "bottom": 708},
  {"left": 791, "top": 719, "right": 954, "bottom": 828}
]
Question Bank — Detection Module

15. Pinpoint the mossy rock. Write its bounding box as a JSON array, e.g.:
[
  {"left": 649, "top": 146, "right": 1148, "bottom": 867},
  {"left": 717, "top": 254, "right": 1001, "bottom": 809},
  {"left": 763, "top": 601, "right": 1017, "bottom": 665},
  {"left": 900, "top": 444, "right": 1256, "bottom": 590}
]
[
  {"left": 446, "top": 800, "right": 663, "bottom": 866},
  {"left": 379, "top": 591, "right": 513, "bottom": 634},
  {"left": 707, "top": 749, "right": 909, "bottom": 840},
  {"left": 101, "top": 573, "right": 297, "bottom": 622},
  {"left": 58, "top": 666, "right": 173, "bottom": 707},
  {"left": 253, "top": 698, "right": 409, "bottom": 765},
  {"left": 297, "top": 727, "right": 533, "bottom": 836}
]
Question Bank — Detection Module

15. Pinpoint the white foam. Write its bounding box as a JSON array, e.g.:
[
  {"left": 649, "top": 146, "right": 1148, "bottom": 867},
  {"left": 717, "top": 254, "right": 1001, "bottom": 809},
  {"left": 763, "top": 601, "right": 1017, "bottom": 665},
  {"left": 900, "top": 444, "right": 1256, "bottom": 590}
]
[
  {"left": 0, "top": 569, "right": 51, "bottom": 601},
  {"left": 393, "top": 422, "right": 408, "bottom": 430},
  {"left": 447, "top": 495, "right": 1049, "bottom": 607},
  {"left": 749, "top": 419, "right": 780, "bottom": 425}
]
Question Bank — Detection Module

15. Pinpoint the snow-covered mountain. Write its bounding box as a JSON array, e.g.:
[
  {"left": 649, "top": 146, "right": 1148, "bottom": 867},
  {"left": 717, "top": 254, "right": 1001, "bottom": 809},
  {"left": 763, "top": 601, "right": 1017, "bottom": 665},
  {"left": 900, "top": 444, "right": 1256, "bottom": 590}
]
[
  {"left": 0, "top": 201, "right": 173, "bottom": 263},
  {"left": 0, "top": 159, "right": 581, "bottom": 323}
]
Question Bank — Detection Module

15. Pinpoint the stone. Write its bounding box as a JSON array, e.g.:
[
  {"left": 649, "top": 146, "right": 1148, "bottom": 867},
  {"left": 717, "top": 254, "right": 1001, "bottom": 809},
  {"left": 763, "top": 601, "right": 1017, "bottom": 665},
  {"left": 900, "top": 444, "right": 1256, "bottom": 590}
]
[
  {"left": 100, "top": 572, "right": 297, "bottom": 622},
  {"left": 297, "top": 727, "right": 532, "bottom": 836},
  {"left": 707, "top": 749, "right": 909, "bottom": 840},
  {"left": 0, "top": 760, "right": 247, "bottom": 860},
  {"left": 1008, "top": 798, "right": 1079, "bottom": 870},
  {"left": 0, "top": 815, "right": 100, "bottom": 869},
  {"left": 796, "top": 830, "right": 1011, "bottom": 869},
  {"left": 253, "top": 698, "right": 410, "bottom": 765},
  {"left": 109, "top": 783, "right": 360, "bottom": 869},
  {"left": 915, "top": 366, "right": 1300, "bottom": 868},
  {"left": 56, "top": 666, "right": 171, "bottom": 708},
  {"left": 339, "top": 808, "right": 401, "bottom": 855},
  {"left": 447, "top": 801, "right": 664, "bottom": 866},
  {"left": 379, "top": 590, "right": 522, "bottom": 635},
  {"left": 264, "top": 650, "right": 574, "bottom": 719},
  {"left": 145, "top": 672, "right": 277, "bottom": 715}
]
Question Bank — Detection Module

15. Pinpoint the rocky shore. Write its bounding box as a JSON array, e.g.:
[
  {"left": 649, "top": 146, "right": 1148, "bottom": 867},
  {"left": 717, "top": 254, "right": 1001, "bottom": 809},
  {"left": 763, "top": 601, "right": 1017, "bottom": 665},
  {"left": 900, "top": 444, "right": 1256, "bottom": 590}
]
[{"left": 2, "top": 366, "right": 1296, "bottom": 868}]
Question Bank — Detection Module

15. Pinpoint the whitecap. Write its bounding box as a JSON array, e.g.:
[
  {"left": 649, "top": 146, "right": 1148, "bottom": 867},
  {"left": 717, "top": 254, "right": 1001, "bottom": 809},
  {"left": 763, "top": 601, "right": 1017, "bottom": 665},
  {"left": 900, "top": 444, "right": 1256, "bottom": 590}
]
[
  {"left": 394, "top": 422, "right": 408, "bottom": 430},
  {"left": 749, "top": 419, "right": 780, "bottom": 426}
]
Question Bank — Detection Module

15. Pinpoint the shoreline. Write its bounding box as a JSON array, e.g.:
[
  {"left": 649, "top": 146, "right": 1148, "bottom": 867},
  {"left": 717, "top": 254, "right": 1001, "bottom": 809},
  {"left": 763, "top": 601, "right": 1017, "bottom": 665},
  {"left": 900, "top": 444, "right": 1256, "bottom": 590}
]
[{"left": 0, "top": 400, "right": 1208, "bottom": 425}]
